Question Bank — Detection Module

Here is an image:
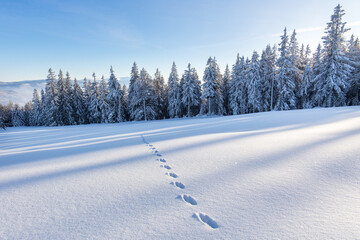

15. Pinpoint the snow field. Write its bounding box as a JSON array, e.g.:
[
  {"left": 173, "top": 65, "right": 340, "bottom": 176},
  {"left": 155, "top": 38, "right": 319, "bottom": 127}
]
[{"left": 0, "top": 107, "right": 359, "bottom": 239}]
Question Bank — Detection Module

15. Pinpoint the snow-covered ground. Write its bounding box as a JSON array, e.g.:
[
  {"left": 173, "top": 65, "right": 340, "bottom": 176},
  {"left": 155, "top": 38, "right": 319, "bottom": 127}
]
[{"left": 0, "top": 107, "right": 359, "bottom": 239}]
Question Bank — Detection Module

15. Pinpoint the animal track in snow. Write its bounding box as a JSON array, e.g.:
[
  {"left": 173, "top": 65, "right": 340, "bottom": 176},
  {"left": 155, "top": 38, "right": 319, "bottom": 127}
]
[
  {"left": 171, "top": 181, "right": 185, "bottom": 189},
  {"left": 156, "top": 154, "right": 162, "bottom": 157},
  {"left": 193, "top": 213, "right": 219, "bottom": 229},
  {"left": 160, "top": 165, "right": 171, "bottom": 170},
  {"left": 178, "top": 194, "right": 197, "bottom": 205},
  {"left": 165, "top": 172, "right": 178, "bottom": 178},
  {"left": 157, "top": 158, "right": 166, "bottom": 163}
]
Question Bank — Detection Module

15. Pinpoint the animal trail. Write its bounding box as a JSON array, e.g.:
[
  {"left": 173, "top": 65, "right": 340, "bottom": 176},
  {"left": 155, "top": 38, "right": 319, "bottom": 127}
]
[
  {"left": 165, "top": 172, "right": 178, "bottom": 178},
  {"left": 178, "top": 194, "right": 197, "bottom": 205},
  {"left": 160, "top": 165, "right": 171, "bottom": 170},
  {"left": 193, "top": 213, "right": 219, "bottom": 229},
  {"left": 171, "top": 181, "right": 185, "bottom": 189}
]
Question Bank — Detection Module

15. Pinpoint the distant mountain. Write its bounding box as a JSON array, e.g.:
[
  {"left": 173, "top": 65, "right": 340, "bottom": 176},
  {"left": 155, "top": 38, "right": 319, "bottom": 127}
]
[{"left": 0, "top": 77, "right": 130, "bottom": 106}]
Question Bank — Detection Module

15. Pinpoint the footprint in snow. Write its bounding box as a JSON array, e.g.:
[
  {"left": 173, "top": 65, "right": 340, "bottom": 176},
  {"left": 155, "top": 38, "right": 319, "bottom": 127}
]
[
  {"left": 157, "top": 158, "right": 166, "bottom": 163},
  {"left": 156, "top": 154, "right": 162, "bottom": 157},
  {"left": 160, "top": 165, "right": 171, "bottom": 170},
  {"left": 165, "top": 172, "right": 178, "bottom": 178},
  {"left": 177, "top": 194, "right": 197, "bottom": 205},
  {"left": 193, "top": 212, "right": 219, "bottom": 229},
  {"left": 171, "top": 181, "right": 185, "bottom": 189}
]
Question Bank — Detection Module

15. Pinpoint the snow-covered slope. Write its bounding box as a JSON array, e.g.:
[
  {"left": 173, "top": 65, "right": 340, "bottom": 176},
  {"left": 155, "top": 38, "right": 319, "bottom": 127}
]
[{"left": 0, "top": 107, "right": 359, "bottom": 239}]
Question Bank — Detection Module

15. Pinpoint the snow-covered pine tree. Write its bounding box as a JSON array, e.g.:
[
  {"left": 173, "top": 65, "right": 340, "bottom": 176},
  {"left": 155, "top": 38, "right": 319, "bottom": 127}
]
[
  {"left": 131, "top": 68, "right": 157, "bottom": 121},
  {"left": 11, "top": 104, "right": 24, "bottom": 127},
  {"left": 29, "top": 89, "right": 41, "bottom": 126},
  {"left": 222, "top": 64, "right": 231, "bottom": 115},
  {"left": 229, "top": 54, "right": 246, "bottom": 115},
  {"left": 153, "top": 69, "right": 167, "bottom": 119},
  {"left": 99, "top": 75, "right": 109, "bottom": 123},
  {"left": 83, "top": 77, "right": 91, "bottom": 124},
  {"left": 201, "top": 57, "right": 224, "bottom": 115},
  {"left": 44, "top": 68, "right": 58, "bottom": 126},
  {"left": 23, "top": 101, "right": 32, "bottom": 126},
  {"left": 39, "top": 89, "right": 45, "bottom": 125},
  {"left": 107, "top": 67, "right": 126, "bottom": 123},
  {"left": 289, "top": 30, "right": 303, "bottom": 108},
  {"left": 56, "top": 70, "right": 74, "bottom": 125},
  {"left": 127, "top": 62, "right": 140, "bottom": 120},
  {"left": 167, "top": 62, "right": 182, "bottom": 118},
  {"left": 182, "top": 63, "right": 202, "bottom": 117},
  {"left": 73, "top": 78, "right": 86, "bottom": 125},
  {"left": 312, "top": 4, "right": 353, "bottom": 107},
  {"left": 275, "top": 28, "right": 297, "bottom": 111},
  {"left": 122, "top": 84, "right": 129, "bottom": 120},
  {"left": 347, "top": 35, "right": 360, "bottom": 105},
  {"left": 299, "top": 62, "right": 314, "bottom": 109},
  {"left": 260, "top": 45, "right": 277, "bottom": 111},
  {"left": 88, "top": 74, "right": 101, "bottom": 123},
  {"left": 246, "top": 51, "right": 262, "bottom": 113}
]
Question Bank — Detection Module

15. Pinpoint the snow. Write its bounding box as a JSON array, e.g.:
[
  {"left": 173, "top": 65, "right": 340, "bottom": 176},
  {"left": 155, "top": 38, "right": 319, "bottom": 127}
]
[{"left": 0, "top": 107, "right": 359, "bottom": 239}]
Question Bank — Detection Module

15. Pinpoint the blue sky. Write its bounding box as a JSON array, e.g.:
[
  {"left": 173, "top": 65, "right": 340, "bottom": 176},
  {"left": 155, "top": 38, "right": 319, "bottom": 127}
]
[{"left": 1, "top": 0, "right": 359, "bottom": 82}]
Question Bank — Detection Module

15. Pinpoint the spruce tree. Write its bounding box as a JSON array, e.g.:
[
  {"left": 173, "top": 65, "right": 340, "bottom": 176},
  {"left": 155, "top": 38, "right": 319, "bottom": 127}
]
[
  {"left": 29, "top": 89, "right": 41, "bottom": 126},
  {"left": 201, "top": 57, "right": 224, "bottom": 115},
  {"left": 131, "top": 68, "right": 157, "bottom": 121},
  {"left": 182, "top": 64, "right": 202, "bottom": 117},
  {"left": 88, "top": 74, "right": 101, "bottom": 123},
  {"left": 347, "top": 35, "right": 360, "bottom": 105},
  {"left": 222, "top": 64, "right": 231, "bottom": 115},
  {"left": 99, "top": 75, "right": 109, "bottom": 123},
  {"left": 246, "top": 51, "right": 262, "bottom": 113},
  {"left": 167, "top": 62, "right": 182, "bottom": 118},
  {"left": 229, "top": 54, "right": 246, "bottom": 115},
  {"left": 153, "top": 69, "right": 167, "bottom": 119},
  {"left": 312, "top": 4, "right": 353, "bottom": 107},
  {"left": 44, "top": 68, "right": 58, "bottom": 126},
  {"left": 260, "top": 45, "right": 277, "bottom": 111},
  {"left": 127, "top": 62, "right": 140, "bottom": 120},
  {"left": 73, "top": 78, "right": 86, "bottom": 125},
  {"left": 275, "top": 28, "right": 297, "bottom": 111}
]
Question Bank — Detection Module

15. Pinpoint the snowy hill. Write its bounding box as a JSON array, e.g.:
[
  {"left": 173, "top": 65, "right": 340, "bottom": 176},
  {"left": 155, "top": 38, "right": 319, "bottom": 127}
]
[
  {"left": 0, "top": 77, "right": 130, "bottom": 106},
  {"left": 0, "top": 107, "right": 359, "bottom": 239}
]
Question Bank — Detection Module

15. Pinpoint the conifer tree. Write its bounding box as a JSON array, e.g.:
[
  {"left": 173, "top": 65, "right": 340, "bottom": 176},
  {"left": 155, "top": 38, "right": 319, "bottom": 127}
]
[
  {"left": 44, "top": 68, "right": 58, "bottom": 126},
  {"left": 131, "top": 68, "right": 157, "bottom": 121},
  {"left": 99, "top": 75, "right": 109, "bottom": 123},
  {"left": 83, "top": 77, "right": 91, "bottom": 124},
  {"left": 312, "top": 4, "right": 353, "bottom": 107},
  {"left": 347, "top": 35, "right": 360, "bottom": 105},
  {"left": 229, "top": 54, "right": 246, "bottom": 115},
  {"left": 201, "top": 57, "right": 224, "bottom": 115},
  {"left": 182, "top": 64, "right": 202, "bottom": 117},
  {"left": 73, "top": 78, "right": 86, "bottom": 125},
  {"left": 260, "top": 45, "right": 277, "bottom": 111},
  {"left": 88, "top": 74, "right": 101, "bottom": 123},
  {"left": 107, "top": 67, "right": 125, "bottom": 123},
  {"left": 127, "top": 62, "right": 140, "bottom": 120},
  {"left": 29, "top": 89, "right": 41, "bottom": 126},
  {"left": 246, "top": 51, "right": 262, "bottom": 113},
  {"left": 167, "top": 62, "right": 182, "bottom": 118},
  {"left": 275, "top": 28, "right": 297, "bottom": 110},
  {"left": 153, "top": 69, "right": 167, "bottom": 119},
  {"left": 222, "top": 64, "right": 231, "bottom": 115}
]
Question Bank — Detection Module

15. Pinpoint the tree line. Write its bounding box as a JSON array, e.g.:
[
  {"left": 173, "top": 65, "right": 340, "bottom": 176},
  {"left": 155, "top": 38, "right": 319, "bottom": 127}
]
[{"left": 1, "top": 4, "right": 359, "bottom": 128}]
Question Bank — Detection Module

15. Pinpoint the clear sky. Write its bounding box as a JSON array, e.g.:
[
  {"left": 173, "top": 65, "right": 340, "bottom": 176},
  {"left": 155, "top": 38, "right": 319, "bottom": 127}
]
[{"left": 1, "top": 0, "right": 359, "bottom": 82}]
